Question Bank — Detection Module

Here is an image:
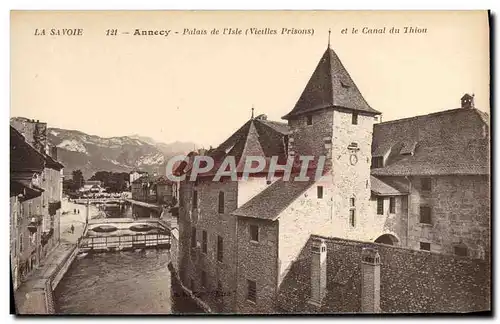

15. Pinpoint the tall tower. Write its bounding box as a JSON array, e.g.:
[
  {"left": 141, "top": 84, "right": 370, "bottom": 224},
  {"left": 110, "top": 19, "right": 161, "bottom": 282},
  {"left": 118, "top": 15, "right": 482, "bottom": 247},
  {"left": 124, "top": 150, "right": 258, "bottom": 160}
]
[{"left": 282, "top": 42, "right": 381, "bottom": 236}]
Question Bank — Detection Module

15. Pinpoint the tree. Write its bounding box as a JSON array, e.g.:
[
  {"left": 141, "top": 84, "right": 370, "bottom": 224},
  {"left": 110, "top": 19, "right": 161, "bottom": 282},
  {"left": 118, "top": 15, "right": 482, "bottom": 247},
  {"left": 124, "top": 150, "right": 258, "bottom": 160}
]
[
  {"left": 72, "top": 169, "right": 84, "bottom": 189},
  {"left": 89, "top": 171, "right": 129, "bottom": 193}
]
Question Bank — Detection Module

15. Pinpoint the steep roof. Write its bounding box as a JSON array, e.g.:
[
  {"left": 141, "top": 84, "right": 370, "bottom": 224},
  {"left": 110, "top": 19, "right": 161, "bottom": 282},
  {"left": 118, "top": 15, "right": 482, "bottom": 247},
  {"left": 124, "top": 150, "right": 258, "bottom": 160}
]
[
  {"left": 283, "top": 46, "right": 381, "bottom": 119},
  {"left": 196, "top": 117, "right": 289, "bottom": 177},
  {"left": 231, "top": 177, "right": 315, "bottom": 220},
  {"left": 371, "top": 108, "right": 490, "bottom": 176},
  {"left": 10, "top": 126, "right": 46, "bottom": 173}
]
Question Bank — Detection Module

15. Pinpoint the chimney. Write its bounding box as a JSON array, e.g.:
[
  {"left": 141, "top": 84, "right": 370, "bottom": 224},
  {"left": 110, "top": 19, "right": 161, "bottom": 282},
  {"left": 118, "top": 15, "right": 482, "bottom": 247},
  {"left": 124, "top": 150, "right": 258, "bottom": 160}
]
[
  {"left": 461, "top": 93, "right": 475, "bottom": 109},
  {"left": 308, "top": 238, "right": 327, "bottom": 307},
  {"left": 361, "top": 247, "right": 381, "bottom": 313}
]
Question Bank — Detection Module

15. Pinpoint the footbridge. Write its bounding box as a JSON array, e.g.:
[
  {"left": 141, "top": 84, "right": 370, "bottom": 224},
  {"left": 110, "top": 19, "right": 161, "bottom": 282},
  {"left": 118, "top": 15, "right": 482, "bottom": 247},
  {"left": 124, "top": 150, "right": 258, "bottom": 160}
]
[{"left": 78, "top": 218, "right": 171, "bottom": 253}]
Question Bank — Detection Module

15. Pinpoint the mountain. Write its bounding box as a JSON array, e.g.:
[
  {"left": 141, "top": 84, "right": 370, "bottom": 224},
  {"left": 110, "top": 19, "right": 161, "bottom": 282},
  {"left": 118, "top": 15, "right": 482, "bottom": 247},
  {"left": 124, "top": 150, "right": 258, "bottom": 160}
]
[
  {"left": 45, "top": 128, "right": 199, "bottom": 179},
  {"left": 128, "top": 134, "right": 199, "bottom": 156}
]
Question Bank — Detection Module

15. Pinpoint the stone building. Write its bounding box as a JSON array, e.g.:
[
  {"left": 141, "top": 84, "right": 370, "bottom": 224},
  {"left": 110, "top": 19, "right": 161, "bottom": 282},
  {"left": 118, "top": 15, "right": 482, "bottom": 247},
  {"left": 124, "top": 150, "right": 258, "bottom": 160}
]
[
  {"left": 131, "top": 174, "right": 175, "bottom": 206},
  {"left": 10, "top": 125, "right": 64, "bottom": 290},
  {"left": 129, "top": 170, "right": 148, "bottom": 186},
  {"left": 177, "top": 44, "right": 490, "bottom": 313}
]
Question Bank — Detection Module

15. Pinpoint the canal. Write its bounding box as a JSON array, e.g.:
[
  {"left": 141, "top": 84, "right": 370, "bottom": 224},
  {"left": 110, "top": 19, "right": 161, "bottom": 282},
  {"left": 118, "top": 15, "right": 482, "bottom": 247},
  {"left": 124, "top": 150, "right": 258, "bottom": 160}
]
[{"left": 54, "top": 204, "right": 204, "bottom": 314}]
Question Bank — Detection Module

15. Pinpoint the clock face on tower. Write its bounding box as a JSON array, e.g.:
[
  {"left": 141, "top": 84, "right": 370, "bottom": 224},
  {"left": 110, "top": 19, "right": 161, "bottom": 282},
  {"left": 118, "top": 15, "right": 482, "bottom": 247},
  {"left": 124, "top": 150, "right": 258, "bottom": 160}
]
[{"left": 350, "top": 154, "right": 358, "bottom": 166}]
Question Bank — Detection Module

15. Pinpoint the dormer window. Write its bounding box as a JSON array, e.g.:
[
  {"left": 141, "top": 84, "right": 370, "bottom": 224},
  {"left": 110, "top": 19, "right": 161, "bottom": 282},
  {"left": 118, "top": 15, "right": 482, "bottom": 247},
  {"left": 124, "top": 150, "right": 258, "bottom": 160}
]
[
  {"left": 306, "top": 115, "right": 313, "bottom": 126},
  {"left": 400, "top": 141, "right": 418, "bottom": 156},
  {"left": 352, "top": 113, "right": 358, "bottom": 125}
]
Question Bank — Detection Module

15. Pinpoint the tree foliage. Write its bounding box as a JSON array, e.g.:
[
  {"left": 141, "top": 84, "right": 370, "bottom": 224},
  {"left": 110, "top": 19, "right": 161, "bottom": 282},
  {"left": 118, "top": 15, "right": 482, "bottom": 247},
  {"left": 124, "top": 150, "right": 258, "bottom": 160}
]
[{"left": 89, "top": 171, "right": 130, "bottom": 193}]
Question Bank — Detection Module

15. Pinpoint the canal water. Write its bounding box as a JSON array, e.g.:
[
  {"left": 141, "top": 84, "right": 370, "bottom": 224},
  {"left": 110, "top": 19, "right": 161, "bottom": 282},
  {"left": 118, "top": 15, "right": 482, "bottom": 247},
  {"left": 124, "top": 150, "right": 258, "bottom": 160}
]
[{"left": 53, "top": 205, "right": 204, "bottom": 314}]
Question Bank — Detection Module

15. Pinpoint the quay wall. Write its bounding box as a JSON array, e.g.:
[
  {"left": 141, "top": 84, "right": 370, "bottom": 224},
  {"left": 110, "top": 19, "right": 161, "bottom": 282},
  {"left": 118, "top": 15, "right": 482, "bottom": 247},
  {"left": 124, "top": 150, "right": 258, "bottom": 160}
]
[
  {"left": 22, "top": 243, "right": 78, "bottom": 314},
  {"left": 50, "top": 245, "right": 78, "bottom": 291}
]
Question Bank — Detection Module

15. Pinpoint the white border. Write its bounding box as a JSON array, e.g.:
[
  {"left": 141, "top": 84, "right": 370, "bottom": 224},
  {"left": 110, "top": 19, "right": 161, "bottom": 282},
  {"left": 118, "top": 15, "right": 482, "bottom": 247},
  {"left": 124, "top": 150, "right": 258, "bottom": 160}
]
[{"left": 2, "top": 1, "right": 498, "bottom": 323}]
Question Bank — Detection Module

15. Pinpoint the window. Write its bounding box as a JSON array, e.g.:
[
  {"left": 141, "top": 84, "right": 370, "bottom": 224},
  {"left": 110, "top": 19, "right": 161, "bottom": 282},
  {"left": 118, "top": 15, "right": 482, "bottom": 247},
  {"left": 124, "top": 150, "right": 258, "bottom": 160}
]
[
  {"left": 192, "top": 190, "right": 198, "bottom": 209},
  {"left": 218, "top": 191, "right": 224, "bottom": 214},
  {"left": 420, "top": 206, "right": 432, "bottom": 224},
  {"left": 191, "top": 227, "right": 197, "bottom": 248},
  {"left": 202, "top": 230, "right": 207, "bottom": 254},
  {"left": 349, "top": 197, "right": 356, "bottom": 227},
  {"left": 352, "top": 113, "right": 358, "bottom": 125},
  {"left": 377, "top": 197, "right": 384, "bottom": 215},
  {"left": 372, "top": 156, "right": 384, "bottom": 168},
  {"left": 420, "top": 242, "right": 431, "bottom": 251},
  {"left": 217, "top": 236, "right": 223, "bottom": 262},
  {"left": 201, "top": 271, "right": 207, "bottom": 287},
  {"left": 389, "top": 197, "right": 396, "bottom": 214},
  {"left": 421, "top": 178, "right": 432, "bottom": 191},
  {"left": 317, "top": 186, "right": 323, "bottom": 199},
  {"left": 306, "top": 115, "right": 313, "bottom": 126},
  {"left": 19, "top": 234, "right": 23, "bottom": 253},
  {"left": 454, "top": 245, "right": 468, "bottom": 257},
  {"left": 349, "top": 209, "right": 356, "bottom": 227},
  {"left": 250, "top": 225, "right": 259, "bottom": 242},
  {"left": 217, "top": 281, "right": 223, "bottom": 299},
  {"left": 247, "top": 280, "right": 257, "bottom": 303}
]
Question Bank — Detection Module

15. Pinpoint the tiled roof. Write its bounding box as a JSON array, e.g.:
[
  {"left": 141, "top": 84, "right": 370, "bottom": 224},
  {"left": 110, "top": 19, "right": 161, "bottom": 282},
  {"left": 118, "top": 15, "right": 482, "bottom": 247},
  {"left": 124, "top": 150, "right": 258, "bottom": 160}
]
[
  {"left": 44, "top": 151, "right": 64, "bottom": 170},
  {"left": 199, "top": 118, "right": 289, "bottom": 176},
  {"left": 132, "top": 174, "right": 172, "bottom": 185},
  {"left": 231, "top": 177, "right": 315, "bottom": 220},
  {"left": 10, "top": 179, "right": 44, "bottom": 198},
  {"left": 283, "top": 47, "right": 381, "bottom": 119},
  {"left": 371, "top": 176, "right": 409, "bottom": 196},
  {"left": 10, "top": 126, "right": 46, "bottom": 173},
  {"left": 371, "top": 108, "right": 490, "bottom": 176}
]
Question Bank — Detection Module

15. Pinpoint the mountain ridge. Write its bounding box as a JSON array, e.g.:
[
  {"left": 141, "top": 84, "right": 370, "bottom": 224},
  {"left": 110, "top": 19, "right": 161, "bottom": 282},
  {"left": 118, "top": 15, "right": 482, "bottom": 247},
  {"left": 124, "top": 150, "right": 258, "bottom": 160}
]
[{"left": 10, "top": 118, "right": 199, "bottom": 179}]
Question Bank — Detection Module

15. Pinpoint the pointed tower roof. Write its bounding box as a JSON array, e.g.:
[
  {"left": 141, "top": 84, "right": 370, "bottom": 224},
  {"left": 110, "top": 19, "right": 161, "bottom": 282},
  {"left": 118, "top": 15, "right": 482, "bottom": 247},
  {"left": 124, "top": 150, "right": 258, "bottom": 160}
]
[
  {"left": 283, "top": 47, "right": 381, "bottom": 119},
  {"left": 191, "top": 116, "right": 289, "bottom": 177}
]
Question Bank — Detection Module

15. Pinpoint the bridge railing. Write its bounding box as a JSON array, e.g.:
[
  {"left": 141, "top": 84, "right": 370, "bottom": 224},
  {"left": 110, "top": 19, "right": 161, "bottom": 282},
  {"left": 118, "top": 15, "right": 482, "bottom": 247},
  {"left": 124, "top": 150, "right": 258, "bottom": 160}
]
[{"left": 79, "top": 233, "right": 171, "bottom": 250}]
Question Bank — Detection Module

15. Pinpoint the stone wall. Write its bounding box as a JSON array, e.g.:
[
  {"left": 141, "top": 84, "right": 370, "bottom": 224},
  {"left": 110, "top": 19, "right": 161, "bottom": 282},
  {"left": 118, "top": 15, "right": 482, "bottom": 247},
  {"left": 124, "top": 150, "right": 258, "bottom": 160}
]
[
  {"left": 368, "top": 195, "right": 408, "bottom": 244},
  {"left": 287, "top": 109, "right": 334, "bottom": 158},
  {"left": 406, "top": 175, "right": 490, "bottom": 258},
  {"left": 330, "top": 110, "right": 375, "bottom": 241},
  {"left": 10, "top": 119, "right": 48, "bottom": 154},
  {"left": 178, "top": 177, "right": 239, "bottom": 313},
  {"left": 235, "top": 217, "right": 278, "bottom": 313},
  {"left": 277, "top": 177, "right": 333, "bottom": 285},
  {"left": 278, "top": 235, "right": 490, "bottom": 313}
]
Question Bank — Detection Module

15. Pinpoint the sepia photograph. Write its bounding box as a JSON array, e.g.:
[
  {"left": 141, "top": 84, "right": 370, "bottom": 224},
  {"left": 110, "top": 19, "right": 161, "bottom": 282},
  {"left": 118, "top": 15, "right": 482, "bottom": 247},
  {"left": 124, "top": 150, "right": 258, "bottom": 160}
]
[{"left": 9, "top": 10, "right": 491, "bottom": 315}]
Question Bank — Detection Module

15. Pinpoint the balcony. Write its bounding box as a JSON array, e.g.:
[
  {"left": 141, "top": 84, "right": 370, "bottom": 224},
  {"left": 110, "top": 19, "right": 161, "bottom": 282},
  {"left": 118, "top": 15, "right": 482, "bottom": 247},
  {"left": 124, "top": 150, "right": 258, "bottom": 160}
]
[
  {"left": 27, "top": 214, "right": 43, "bottom": 233},
  {"left": 48, "top": 200, "right": 62, "bottom": 216},
  {"left": 41, "top": 228, "right": 54, "bottom": 246}
]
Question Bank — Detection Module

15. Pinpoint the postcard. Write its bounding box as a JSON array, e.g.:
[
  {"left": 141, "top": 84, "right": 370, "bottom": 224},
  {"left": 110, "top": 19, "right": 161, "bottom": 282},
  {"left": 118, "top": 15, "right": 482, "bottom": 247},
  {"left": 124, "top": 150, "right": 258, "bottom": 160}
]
[{"left": 10, "top": 10, "right": 491, "bottom": 315}]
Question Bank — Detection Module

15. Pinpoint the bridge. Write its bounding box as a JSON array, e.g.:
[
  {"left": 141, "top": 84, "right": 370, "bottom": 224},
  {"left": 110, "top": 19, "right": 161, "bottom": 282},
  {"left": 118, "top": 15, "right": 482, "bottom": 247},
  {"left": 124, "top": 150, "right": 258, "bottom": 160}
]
[
  {"left": 73, "top": 198, "right": 125, "bottom": 205},
  {"left": 78, "top": 218, "right": 171, "bottom": 253}
]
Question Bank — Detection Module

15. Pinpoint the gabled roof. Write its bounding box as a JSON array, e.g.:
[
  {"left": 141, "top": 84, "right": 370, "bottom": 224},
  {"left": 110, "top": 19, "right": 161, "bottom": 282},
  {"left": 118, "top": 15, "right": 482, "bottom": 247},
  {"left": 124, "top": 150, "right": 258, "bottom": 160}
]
[
  {"left": 371, "top": 108, "right": 490, "bottom": 176},
  {"left": 192, "top": 117, "right": 289, "bottom": 177},
  {"left": 231, "top": 177, "right": 315, "bottom": 220},
  {"left": 283, "top": 46, "right": 381, "bottom": 119}
]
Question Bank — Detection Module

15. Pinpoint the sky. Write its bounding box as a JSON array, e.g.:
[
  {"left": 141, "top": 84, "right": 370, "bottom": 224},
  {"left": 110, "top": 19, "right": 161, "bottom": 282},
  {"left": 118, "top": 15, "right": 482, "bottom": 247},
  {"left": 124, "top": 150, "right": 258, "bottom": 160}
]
[{"left": 11, "top": 11, "right": 490, "bottom": 148}]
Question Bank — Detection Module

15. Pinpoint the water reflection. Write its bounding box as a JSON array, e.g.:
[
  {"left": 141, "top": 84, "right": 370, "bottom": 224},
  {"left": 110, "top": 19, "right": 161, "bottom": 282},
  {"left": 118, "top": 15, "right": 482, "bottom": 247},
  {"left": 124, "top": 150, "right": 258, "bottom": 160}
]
[{"left": 54, "top": 204, "right": 204, "bottom": 314}]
